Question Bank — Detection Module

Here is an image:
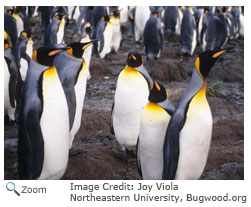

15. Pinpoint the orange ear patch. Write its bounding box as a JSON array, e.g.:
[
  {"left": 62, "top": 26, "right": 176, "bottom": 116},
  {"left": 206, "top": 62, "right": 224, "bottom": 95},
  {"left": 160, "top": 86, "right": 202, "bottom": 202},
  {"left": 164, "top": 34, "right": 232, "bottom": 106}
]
[
  {"left": 213, "top": 50, "right": 227, "bottom": 58},
  {"left": 131, "top": 55, "right": 137, "bottom": 60},
  {"left": 48, "top": 49, "right": 62, "bottom": 56},
  {"left": 154, "top": 81, "right": 161, "bottom": 91}
]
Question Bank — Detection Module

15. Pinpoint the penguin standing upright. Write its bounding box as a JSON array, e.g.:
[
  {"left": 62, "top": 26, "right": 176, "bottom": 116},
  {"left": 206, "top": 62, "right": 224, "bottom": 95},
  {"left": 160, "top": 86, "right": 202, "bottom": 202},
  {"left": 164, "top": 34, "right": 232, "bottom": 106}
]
[
  {"left": 44, "top": 7, "right": 67, "bottom": 46},
  {"left": 162, "top": 48, "right": 232, "bottom": 180},
  {"left": 118, "top": 6, "right": 128, "bottom": 34},
  {"left": 180, "top": 7, "right": 197, "bottom": 56},
  {"left": 198, "top": 8, "right": 217, "bottom": 51},
  {"left": 18, "top": 45, "right": 70, "bottom": 180},
  {"left": 111, "top": 52, "right": 153, "bottom": 150},
  {"left": 138, "top": 81, "right": 175, "bottom": 179},
  {"left": 53, "top": 41, "right": 97, "bottom": 148},
  {"left": 143, "top": 11, "right": 163, "bottom": 60},
  {"left": 92, "top": 6, "right": 108, "bottom": 29},
  {"left": 93, "top": 15, "right": 113, "bottom": 58},
  {"left": 7, "top": 8, "right": 25, "bottom": 38},
  {"left": 76, "top": 6, "right": 93, "bottom": 34},
  {"left": 213, "top": 11, "right": 229, "bottom": 49},
  {"left": 4, "top": 31, "right": 22, "bottom": 121},
  {"left": 110, "top": 9, "right": 122, "bottom": 52},
  {"left": 134, "top": 6, "right": 151, "bottom": 42},
  {"left": 16, "top": 30, "right": 33, "bottom": 81},
  {"left": 79, "top": 22, "right": 93, "bottom": 79},
  {"left": 164, "top": 6, "right": 183, "bottom": 36}
]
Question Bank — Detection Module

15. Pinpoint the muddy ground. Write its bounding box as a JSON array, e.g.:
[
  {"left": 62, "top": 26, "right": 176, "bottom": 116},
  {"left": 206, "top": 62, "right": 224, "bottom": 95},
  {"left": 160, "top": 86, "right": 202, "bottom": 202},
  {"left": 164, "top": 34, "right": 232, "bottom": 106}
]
[{"left": 4, "top": 14, "right": 244, "bottom": 180}]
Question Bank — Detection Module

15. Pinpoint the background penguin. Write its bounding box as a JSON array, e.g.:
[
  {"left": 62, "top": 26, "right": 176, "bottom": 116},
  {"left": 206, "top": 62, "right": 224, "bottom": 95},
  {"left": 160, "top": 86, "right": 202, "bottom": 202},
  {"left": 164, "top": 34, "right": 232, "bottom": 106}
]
[
  {"left": 198, "top": 7, "right": 217, "bottom": 51},
  {"left": 93, "top": 15, "right": 113, "bottom": 58},
  {"left": 118, "top": 6, "right": 128, "bottom": 35},
  {"left": 164, "top": 6, "right": 183, "bottom": 36},
  {"left": 44, "top": 7, "right": 67, "bottom": 46},
  {"left": 162, "top": 47, "right": 232, "bottom": 180},
  {"left": 138, "top": 81, "right": 175, "bottom": 179},
  {"left": 213, "top": 11, "right": 229, "bottom": 49},
  {"left": 7, "top": 8, "right": 25, "bottom": 38},
  {"left": 110, "top": 9, "right": 122, "bottom": 53},
  {"left": 143, "top": 11, "right": 163, "bottom": 60},
  {"left": 38, "top": 6, "right": 54, "bottom": 32},
  {"left": 16, "top": 30, "right": 33, "bottom": 81},
  {"left": 134, "top": 6, "right": 151, "bottom": 43},
  {"left": 76, "top": 6, "right": 94, "bottom": 34},
  {"left": 4, "top": 31, "right": 22, "bottom": 121},
  {"left": 4, "top": 12, "right": 18, "bottom": 55},
  {"left": 18, "top": 45, "right": 70, "bottom": 180},
  {"left": 79, "top": 22, "right": 93, "bottom": 79},
  {"left": 111, "top": 52, "right": 153, "bottom": 151},
  {"left": 180, "top": 7, "right": 197, "bottom": 56},
  {"left": 92, "top": 6, "right": 108, "bottom": 29},
  {"left": 53, "top": 41, "right": 97, "bottom": 149},
  {"left": 128, "top": 7, "right": 136, "bottom": 37}
]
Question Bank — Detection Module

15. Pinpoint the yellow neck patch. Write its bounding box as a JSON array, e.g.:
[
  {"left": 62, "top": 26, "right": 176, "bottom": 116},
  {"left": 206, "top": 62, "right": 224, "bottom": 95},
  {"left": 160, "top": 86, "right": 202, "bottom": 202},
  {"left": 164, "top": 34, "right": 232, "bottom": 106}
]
[{"left": 195, "top": 57, "right": 204, "bottom": 79}]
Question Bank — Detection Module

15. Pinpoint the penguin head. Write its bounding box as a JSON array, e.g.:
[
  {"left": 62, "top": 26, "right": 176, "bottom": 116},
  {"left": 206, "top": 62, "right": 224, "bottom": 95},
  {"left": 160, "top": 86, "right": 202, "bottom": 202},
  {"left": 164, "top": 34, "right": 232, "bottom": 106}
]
[
  {"left": 55, "top": 13, "right": 66, "bottom": 21},
  {"left": 126, "top": 52, "right": 143, "bottom": 68},
  {"left": 195, "top": 48, "right": 233, "bottom": 79},
  {"left": 7, "top": 9, "right": 14, "bottom": 15},
  {"left": 20, "top": 29, "right": 32, "bottom": 39},
  {"left": 88, "top": 6, "right": 94, "bottom": 13},
  {"left": 203, "top": 7, "right": 210, "bottom": 13},
  {"left": 151, "top": 11, "right": 159, "bottom": 18},
  {"left": 112, "top": 9, "right": 121, "bottom": 17},
  {"left": 148, "top": 80, "right": 167, "bottom": 103},
  {"left": 101, "top": 15, "right": 111, "bottom": 22},
  {"left": 67, "top": 40, "right": 99, "bottom": 58},
  {"left": 80, "top": 22, "right": 91, "bottom": 37},
  {"left": 33, "top": 46, "right": 69, "bottom": 66}
]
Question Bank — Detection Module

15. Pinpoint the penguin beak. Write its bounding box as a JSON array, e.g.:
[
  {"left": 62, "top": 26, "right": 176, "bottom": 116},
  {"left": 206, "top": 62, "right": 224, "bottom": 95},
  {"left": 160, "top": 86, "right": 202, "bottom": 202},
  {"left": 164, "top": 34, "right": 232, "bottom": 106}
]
[
  {"left": 48, "top": 49, "right": 63, "bottom": 56},
  {"left": 82, "top": 39, "right": 99, "bottom": 50},
  {"left": 212, "top": 47, "right": 233, "bottom": 58}
]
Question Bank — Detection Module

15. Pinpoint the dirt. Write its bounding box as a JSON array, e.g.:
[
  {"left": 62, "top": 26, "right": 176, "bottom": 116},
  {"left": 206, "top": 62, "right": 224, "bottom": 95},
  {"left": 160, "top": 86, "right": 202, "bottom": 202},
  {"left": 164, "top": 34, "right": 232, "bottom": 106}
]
[{"left": 4, "top": 11, "right": 244, "bottom": 180}]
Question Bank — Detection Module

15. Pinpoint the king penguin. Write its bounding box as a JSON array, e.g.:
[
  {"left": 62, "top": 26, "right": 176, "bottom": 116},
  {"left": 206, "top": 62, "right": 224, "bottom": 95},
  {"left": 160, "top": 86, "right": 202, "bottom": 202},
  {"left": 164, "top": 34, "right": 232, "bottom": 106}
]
[
  {"left": 53, "top": 41, "right": 98, "bottom": 149},
  {"left": 162, "top": 48, "right": 232, "bottom": 180},
  {"left": 143, "top": 11, "right": 163, "bottom": 60},
  {"left": 134, "top": 6, "right": 151, "bottom": 43},
  {"left": 180, "top": 7, "right": 197, "bottom": 56},
  {"left": 164, "top": 6, "right": 183, "bottom": 36},
  {"left": 4, "top": 31, "right": 22, "bottom": 121},
  {"left": 111, "top": 52, "right": 153, "bottom": 151},
  {"left": 110, "top": 9, "right": 122, "bottom": 52},
  {"left": 93, "top": 15, "right": 113, "bottom": 58},
  {"left": 137, "top": 81, "right": 175, "bottom": 179},
  {"left": 198, "top": 8, "right": 217, "bottom": 51},
  {"left": 44, "top": 7, "right": 67, "bottom": 46},
  {"left": 18, "top": 45, "right": 70, "bottom": 179},
  {"left": 16, "top": 30, "right": 33, "bottom": 81}
]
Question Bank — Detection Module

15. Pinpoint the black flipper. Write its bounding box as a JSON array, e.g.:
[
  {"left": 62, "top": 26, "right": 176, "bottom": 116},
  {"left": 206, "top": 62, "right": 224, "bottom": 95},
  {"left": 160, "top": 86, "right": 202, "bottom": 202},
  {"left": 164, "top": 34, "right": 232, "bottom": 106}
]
[
  {"left": 110, "top": 101, "right": 114, "bottom": 134},
  {"left": 18, "top": 73, "right": 45, "bottom": 179},
  {"left": 162, "top": 111, "right": 185, "bottom": 180},
  {"left": 136, "top": 137, "right": 142, "bottom": 177},
  {"left": 63, "top": 86, "right": 76, "bottom": 130}
]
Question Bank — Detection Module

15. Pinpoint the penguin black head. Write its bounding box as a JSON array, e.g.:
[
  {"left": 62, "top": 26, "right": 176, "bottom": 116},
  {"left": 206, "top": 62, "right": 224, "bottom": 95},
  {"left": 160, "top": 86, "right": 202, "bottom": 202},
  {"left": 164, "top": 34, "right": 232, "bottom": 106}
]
[
  {"left": 148, "top": 81, "right": 167, "bottom": 103},
  {"left": 112, "top": 9, "right": 121, "bottom": 17},
  {"left": 7, "top": 9, "right": 14, "bottom": 15},
  {"left": 151, "top": 12, "right": 159, "bottom": 18},
  {"left": 67, "top": 40, "right": 99, "bottom": 58},
  {"left": 33, "top": 46, "right": 69, "bottom": 66},
  {"left": 101, "top": 15, "right": 111, "bottom": 22},
  {"left": 203, "top": 7, "right": 210, "bottom": 13},
  {"left": 55, "top": 13, "right": 66, "bottom": 21},
  {"left": 127, "top": 52, "right": 143, "bottom": 68},
  {"left": 195, "top": 47, "right": 233, "bottom": 79},
  {"left": 20, "top": 29, "right": 32, "bottom": 39},
  {"left": 88, "top": 6, "right": 94, "bottom": 13}
]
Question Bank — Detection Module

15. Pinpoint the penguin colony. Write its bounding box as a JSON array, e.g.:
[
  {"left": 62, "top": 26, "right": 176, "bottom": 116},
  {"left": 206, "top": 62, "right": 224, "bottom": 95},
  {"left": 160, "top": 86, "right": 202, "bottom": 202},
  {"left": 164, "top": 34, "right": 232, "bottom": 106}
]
[{"left": 4, "top": 6, "right": 243, "bottom": 180}]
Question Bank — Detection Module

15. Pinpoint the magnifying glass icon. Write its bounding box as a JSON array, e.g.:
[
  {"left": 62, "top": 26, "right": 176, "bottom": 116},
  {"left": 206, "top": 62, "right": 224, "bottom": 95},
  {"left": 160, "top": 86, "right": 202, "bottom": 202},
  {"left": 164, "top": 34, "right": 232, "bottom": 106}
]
[{"left": 6, "top": 182, "right": 20, "bottom": 196}]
